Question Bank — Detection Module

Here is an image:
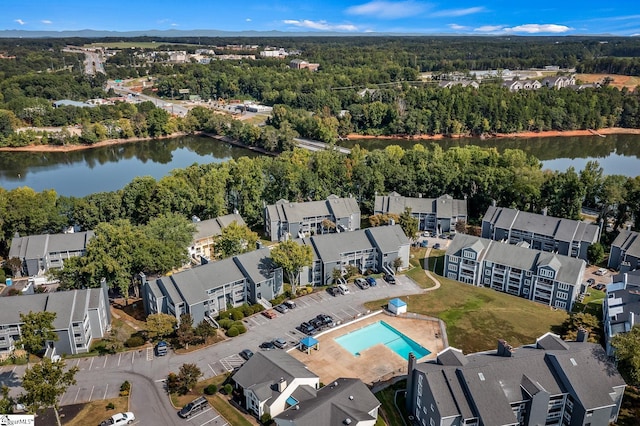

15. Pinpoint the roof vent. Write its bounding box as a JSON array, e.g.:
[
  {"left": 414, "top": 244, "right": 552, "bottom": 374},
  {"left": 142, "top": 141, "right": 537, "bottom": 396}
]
[
  {"left": 349, "top": 395, "right": 354, "bottom": 400},
  {"left": 333, "top": 381, "right": 338, "bottom": 387},
  {"left": 344, "top": 419, "right": 352, "bottom": 425}
]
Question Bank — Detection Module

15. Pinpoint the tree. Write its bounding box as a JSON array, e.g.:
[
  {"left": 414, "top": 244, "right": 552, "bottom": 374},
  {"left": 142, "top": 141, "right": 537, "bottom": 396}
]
[
  {"left": 176, "top": 314, "right": 197, "bottom": 349},
  {"left": 320, "top": 219, "right": 336, "bottom": 234},
  {"left": 19, "top": 358, "right": 78, "bottom": 415},
  {"left": 0, "top": 385, "right": 14, "bottom": 414},
  {"left": 612, "top": 325, "right": 640, "bottom": 384},
  {"left": 393, "top": 257, "right": 404, "bottom": 272},
  {"left": 587, "top": 242, "right": 605, "bottom": 265},
  {"left": 331, "top": 267, "right": 343, "bottom": 283},
  {"left": 560, "top": 312, "right": 600, "bottom": 342},
  {"left": 455, "top": 220, "right": 467, "bottom": 234},
  {"left": 194, "top": 320, "right": 216, "bottom": 343},
  {"left": 398, "top": 207, "right": 419, "bottom": 240},
  {"left": 146, "top": 313, "right": 177, "bottom": 340},
  {"left": 215, "top": 221, "right": 259, "bottom": 259},
  {"left": 17, "top": 311, "right": 57, "bottom": 356},
  {"left": 171, "top": 363, "right": 203, "bottom": 395},
  {"left": 270, "top": 240, "right": 313, "bottom": 294}
]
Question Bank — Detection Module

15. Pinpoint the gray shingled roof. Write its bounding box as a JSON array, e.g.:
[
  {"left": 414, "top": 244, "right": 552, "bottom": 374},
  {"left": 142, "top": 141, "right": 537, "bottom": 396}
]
[
  {"left": 366, "top": 225, "right": 409, "bottom": 253},
  {"left": 274, "top": 378, "right": 379, "bottom": 425},
  {"left": 193, "top": 214, "right": 245, "bottom": 240},
  {"left": 612, "top": 229, "right": 640, "bottom": 259},
  {"left": 0, "top": 293, "right": 48, "bottom": 325},
  {"left": 234, "top": 248, "right": 276, "bottom": 284},
  {"left": 310, "top": 230, "right": 375, "bottom": 263},
  {"left": 9, "top": 231, "right": 94, "bottom": 260},
  {"left": 374, "top": 194, "right": 467, "bottom": 219},
  {"left": 448, "top": 235, "right": 585, "bottom": 285},
  {"left": 484, "top": 207, "right": 599, "bottom": 244},
  {"left": 414, "top": 336, "right": 625, "bottom": 425},
  {"left": 233, "top": 351, "right": 317, "bottom": 392}
]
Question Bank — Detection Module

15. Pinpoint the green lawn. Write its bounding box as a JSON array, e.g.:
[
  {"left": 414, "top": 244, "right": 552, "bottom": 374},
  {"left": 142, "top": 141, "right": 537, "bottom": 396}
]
[
  {"left": 365, "top": 276, "right": 568, "bottom": 354},
  {"left": 405, "top": 248, "right": 437, "bottom": 289},
  {"left": 375, "top": 381, "right": 408, "bottom": 426}
]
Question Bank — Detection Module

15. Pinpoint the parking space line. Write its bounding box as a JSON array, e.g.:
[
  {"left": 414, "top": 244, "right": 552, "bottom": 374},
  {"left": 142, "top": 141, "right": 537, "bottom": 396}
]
[
  {"left": 200, "top": 415, "right": 220, "bottom": 425},
  {"left": 88, "top": 357, "right": 94, "bottom": 370},
  {"left": 146, "top": 347, "right": 153, "bottom": 361},
  {"left": 118, "top": 353, "right": 122, "bottom": 366},
  {"left": 88, "top": 385, "right": 94, "bottom": 401},
  {"left": 103, "top": 356, "right": 108, "bottom": 369},
  {"left": 208, "top": 363, "right": 216, "bottom": 376},
  {"left": 248, "top": 317, "right": 261, "bottom": 327},
  {"left": 103, "top": 384, "right": 108, "bottom": 399},
  {"left": 131, "top": 351, "right": 135, "bottom": 364},
  {"left": 75, "top": 359, "right": 81, "bottom": 368},
  {"left": 74, "top": 387, "right": 81, "bottom": 403}
]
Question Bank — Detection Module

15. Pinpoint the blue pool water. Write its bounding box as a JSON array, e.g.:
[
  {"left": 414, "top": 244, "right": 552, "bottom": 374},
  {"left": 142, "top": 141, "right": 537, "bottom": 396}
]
[{"left": 335, "top": 320, "right": 430, "bottom": 360}]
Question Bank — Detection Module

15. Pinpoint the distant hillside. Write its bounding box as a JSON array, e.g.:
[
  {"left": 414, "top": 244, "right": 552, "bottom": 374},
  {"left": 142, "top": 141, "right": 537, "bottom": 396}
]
[{"left": 0, "top": 29, "right": 427, "bottom": 38}]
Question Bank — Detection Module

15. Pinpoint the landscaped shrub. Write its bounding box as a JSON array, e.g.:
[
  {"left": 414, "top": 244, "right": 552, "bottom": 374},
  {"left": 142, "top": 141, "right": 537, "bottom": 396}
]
[
  {"left": 204, "top": 384, "right": 218, "bottom": 395},
  {"left": 235, "top": 324, "right": 247, "bottom": 334},
  {"left": 230, "top": 310, "right": 245, "bottom": 321},
  {"left": 251, "top": 304, "right": 264, "bottom": 313},
  {"left": 119, "top": 381, "right": 131, "bottom": 396},
  {"left": 218, "top": 318, "right": 234, "bottom": 330},
  {"left": 106, "top": 402, "right": 115, "bottom": 410},
  {"left": 226, "top": 326, "right": 240, "bottom": 337},
  {"left": 223, "top": 384, "right": 233, "bottom": 395},
  {"left": 240, "top": 304, "right": 253, "bottom": 316},
  {"left": 125, "top": 336, "right": 145, "bottom": 348}
]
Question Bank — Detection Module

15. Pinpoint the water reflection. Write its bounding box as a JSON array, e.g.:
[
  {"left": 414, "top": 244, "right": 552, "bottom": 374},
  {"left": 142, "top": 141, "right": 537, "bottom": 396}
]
[{"left": 0, "top": 135, "right": 259, "bottom": 196}]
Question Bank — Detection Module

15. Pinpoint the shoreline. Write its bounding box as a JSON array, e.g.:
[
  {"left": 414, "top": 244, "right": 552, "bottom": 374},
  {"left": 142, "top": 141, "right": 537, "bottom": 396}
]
[
  {"left": 2, "top": 127, "right": 640, "bottom": 154},
  {"left": 346, "top": 127, "right": 640, "bottom": 141}
]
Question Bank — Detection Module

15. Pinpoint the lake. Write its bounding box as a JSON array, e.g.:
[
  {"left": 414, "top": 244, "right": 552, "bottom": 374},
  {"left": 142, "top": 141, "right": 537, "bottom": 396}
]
[
  {"left": 0, "top": 133, "right": 638, "bottom": 198},
  {"left": 0, "top": 135, "right": 260, "bottom": 197}
]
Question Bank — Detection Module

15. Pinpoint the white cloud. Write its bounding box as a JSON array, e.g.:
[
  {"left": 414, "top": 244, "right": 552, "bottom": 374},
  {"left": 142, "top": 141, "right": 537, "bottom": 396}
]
[
  {"left": 171, "top": 23, "right": 179, "bottom": 27},
  {"left": 473, "top": 25, "right": 504, "bottom": 32},
  {"left": 41, "top": 20, "right": 52, "bottom": 25},
  {"left": 432, "top": 7, "right": 485, "bottom": 17},
  {"left": 346, "top": 1, "right": 427, "bottom": 19},
  {"left": 283, "top": 19, "right": 358, "bottom": 31},
  {"left": 449, "top": 23, "right": 469, "bottom": 30},
  {"left": 15, "top": 19, "right": 25, "bottom": 25},
  {"left": 246, "top": 18, "right": 252, "bottom": 22},
  {"left": 505, "top": 24, "right": 572, "bottom": 33}
]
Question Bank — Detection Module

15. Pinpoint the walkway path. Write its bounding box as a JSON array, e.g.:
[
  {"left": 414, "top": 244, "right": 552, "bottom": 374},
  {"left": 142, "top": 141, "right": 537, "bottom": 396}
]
[{"left": 422, "top": 247, "right": 442, "bottom": 292}]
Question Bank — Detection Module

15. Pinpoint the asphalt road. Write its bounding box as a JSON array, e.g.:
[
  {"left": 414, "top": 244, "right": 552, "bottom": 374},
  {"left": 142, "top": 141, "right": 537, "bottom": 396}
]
[{"left": 0, "top": 276, "right": 423, "bottom": 425}]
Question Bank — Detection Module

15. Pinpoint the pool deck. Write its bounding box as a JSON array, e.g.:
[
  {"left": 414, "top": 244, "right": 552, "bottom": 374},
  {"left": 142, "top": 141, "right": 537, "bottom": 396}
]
[{"left": 288, "top": 311, "right": 445, "bottom": 386}]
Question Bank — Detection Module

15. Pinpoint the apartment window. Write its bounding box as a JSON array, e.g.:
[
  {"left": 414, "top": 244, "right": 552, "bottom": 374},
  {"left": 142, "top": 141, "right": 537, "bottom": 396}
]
[
  {"left": 554, "top": 300, "right": 567, "bottom": 309},
  {"left": 485, "top": 261, "right": 493, "bottom": 267},
  {"left": 448, "top": 264, "right": 458, "bottom": 272},
  {"left": 485, "top": 269, "right": 491, "bottom": 276},
  {"left": 526, "top": 271, "right": 532, "bottom": 277},
  {"left": 431, "top": 403, "right": 435, "bottom": 412},
  {"left": 463, "top": 251, "right": 475, "bottom": 259},
  {"left": 539, "top": 268, "right": 554, "bottom": 278},
  {"left": 449, "top": 256, "right": 459, "bottom": 263},
  {"left": 558, "top": 283, "right": 570, "bottom": 291},
  {"left": 557, "top": 291, "right": 568, "bottom": 300}
]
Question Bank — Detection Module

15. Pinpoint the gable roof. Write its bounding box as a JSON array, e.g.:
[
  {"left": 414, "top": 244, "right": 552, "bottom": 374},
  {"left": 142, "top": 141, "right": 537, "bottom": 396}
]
[
  {"left": 233, "top": 350, "right": 318, "bottom": 393},
  {"left": 9, "top": 231, "right": 95, "bottom": 260},
  {"left": 414, "top": 336, "right": 625, "bottom": 425},
  {"left": 266, "top": 196, "right": 359, "bottom": 224},
  {"left": 274, "top": 378, "right": 379, "bottom": 425},
  {"left": 374, "top": 193, "right": 467, "bottom": 218},
  {"left": 193, "top": 213, "right": 245, "bottom": 240},
  {"left": 612, "top": 229, "right": 640, "bottom": 259}
]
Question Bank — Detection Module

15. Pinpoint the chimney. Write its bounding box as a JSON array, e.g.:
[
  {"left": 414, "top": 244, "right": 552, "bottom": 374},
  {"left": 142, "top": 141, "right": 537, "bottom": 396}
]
[
  {"left": 406, "top": 352, "right": 417, "bottom": 407},
  {"left": 277, "top": 377, "right": 287, "bottom": 392},
  {"left": 576, "top": 327, "right": 589, "bottom": 343},
  {"left": 497, "top": 339, "right": 514, "bottom": 357},
  {"left": 542, "top": 207, "right": 548, "bottom": 216},
  {"left": 491, "top": 199, "right": 496, "bottom": 207}
]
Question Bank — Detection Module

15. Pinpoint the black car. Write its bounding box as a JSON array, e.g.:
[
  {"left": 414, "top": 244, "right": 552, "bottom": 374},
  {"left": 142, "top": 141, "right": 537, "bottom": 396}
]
[
  {"left": 260, "top": 341, "right": 276, "bottom": 350},
  {"left": 433, "top": 243, "right": 441, "bottom": 250},
  {"left": 384, "top": 273, "right": 396, "bottom": 284},
  {"left": 299, "top": 322, "right": 315, "bottom": 335},
  {"left": 239, "top": 349, "right": 254, "bottom": 360},
  {"left": 327, "top": 287, "right": 339, "bottom": 296},
  {"left": 309, "top": 317, "right": 324, "bottom": 330},
  {"left": 317, "top": 313, "right": 335, "bottom": 327}
]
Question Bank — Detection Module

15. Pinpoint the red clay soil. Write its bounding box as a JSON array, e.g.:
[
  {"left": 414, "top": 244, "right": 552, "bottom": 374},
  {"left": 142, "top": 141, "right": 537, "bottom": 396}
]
[{"left": 347, "top": 127, "right": 640, "bottom": 141}]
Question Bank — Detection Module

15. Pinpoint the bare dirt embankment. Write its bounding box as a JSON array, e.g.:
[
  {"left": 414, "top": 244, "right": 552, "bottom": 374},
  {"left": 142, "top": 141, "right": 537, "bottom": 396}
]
[{"left": 348, "top": 127, "right": 640, "bottom": 141}]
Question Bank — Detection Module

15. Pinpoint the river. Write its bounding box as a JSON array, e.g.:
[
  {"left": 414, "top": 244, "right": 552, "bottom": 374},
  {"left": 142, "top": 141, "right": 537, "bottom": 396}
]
[{"left": 0, "top": 134, "right": 638, "bottom": 197}]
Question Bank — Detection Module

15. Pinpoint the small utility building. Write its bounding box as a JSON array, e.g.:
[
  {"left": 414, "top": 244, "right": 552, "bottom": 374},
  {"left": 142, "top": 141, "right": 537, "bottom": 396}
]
[{"left": 388, "top": 298, "right": 407, "bottom": 315}]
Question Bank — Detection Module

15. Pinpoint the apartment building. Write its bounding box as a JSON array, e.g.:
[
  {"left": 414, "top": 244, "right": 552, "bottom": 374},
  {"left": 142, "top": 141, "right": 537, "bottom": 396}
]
[
  {"left": 189, "top": 213, "right": 246, "bottom": 261},
  {"left": 265, "top": 195, "right": 360, "bottom": 242},
  {"left": 481, "top": 206, "right": 599, "bottom": 261},
  {"left": 445, "top": 235, "right": 585, "bottom": 311},
  {"left": 603, "top": 270, "right": 640, "bottom": 355},
  {"left": 374, "top": 192, "right": 467, "bottom": 234},
  {"left": 142, "top": 248, "right": 283, "bottom": 325},
  {"left": 0, "top": 280, "right": 110, "bottom": 358},
  {"left": 9, "top": 231, "right": 95, "bottom": 277},
  {"left": 299, "top": 225, "right": 410, "bottom": 286},
  {"left": 406, "top": 333, "right": 625, "bottom": 426},
  {"left": 608, "top": 229, "right": 640, "bottom": 272}
]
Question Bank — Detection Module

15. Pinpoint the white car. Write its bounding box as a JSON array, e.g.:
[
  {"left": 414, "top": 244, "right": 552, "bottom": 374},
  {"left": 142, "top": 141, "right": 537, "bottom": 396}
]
[
  {"left": 99, "top": 412, "right": 136, "bottom": 425},
  {"left": 337, "top": 283, "right": 350, "bottom": 295}
]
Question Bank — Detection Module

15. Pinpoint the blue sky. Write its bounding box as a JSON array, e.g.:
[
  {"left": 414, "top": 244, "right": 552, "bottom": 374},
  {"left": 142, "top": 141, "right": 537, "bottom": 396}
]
[{"left": 3, "top": 0, "right": 640, "bottom": 36}]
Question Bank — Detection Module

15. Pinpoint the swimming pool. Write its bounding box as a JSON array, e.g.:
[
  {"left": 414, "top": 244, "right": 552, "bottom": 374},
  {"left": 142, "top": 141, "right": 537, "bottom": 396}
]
[{"left": 335, "top": 320, "right": 430, "bottom": 360}]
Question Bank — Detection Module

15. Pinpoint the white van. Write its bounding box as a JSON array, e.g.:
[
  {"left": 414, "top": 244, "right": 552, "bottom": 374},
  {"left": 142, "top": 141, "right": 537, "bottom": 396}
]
[{"left": 337, "top": 283, "right": 350, "bottom": 295}]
